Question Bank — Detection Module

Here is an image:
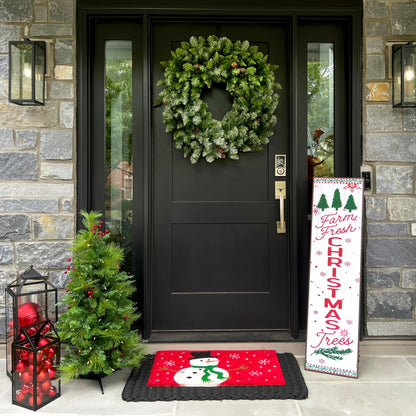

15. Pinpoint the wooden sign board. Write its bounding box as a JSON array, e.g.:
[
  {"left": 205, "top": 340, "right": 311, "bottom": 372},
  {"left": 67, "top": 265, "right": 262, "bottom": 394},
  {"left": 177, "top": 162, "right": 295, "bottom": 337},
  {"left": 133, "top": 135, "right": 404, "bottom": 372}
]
[{"left": 305, "top": 178, "right": 364, "bottom": 378}]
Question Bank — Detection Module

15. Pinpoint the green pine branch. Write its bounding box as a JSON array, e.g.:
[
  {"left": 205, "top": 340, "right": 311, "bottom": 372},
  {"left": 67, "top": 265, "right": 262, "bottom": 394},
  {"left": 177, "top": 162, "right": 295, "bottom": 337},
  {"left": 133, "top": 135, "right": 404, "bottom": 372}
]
[{"left": 311, "top": 347, "right": 353, "bottom": 361}]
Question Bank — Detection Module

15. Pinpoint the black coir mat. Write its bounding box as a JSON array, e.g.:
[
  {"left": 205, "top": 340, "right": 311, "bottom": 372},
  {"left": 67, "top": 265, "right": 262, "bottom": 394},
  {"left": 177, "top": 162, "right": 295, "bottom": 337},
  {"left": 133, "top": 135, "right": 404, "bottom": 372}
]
[{"left": 122, "top": 353, "right": 308, "bottom": 401}]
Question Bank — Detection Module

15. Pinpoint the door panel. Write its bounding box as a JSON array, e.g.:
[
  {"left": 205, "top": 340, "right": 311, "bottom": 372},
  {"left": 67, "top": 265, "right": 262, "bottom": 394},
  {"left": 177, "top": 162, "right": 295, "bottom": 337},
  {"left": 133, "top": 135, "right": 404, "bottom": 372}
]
[{"left": 151, "top": 21, "right": 290, "bottom": 332}]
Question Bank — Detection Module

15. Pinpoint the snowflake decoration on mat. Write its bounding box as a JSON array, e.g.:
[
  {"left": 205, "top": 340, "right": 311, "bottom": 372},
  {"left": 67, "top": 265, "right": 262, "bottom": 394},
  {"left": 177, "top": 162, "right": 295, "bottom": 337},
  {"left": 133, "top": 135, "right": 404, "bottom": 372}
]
[
  {"left": 229, "top": 353, "right": 240, "bottom": 359},
  {"left": 163, "top": 360, "right": 176, "bottom": 367},
  {"left": 346, "top": 320, "right": 353, "bottom": 325},
  {"left": 319, "top": 358, "right": 325, "bottom": 364},
  {"left": 345, "top": 238, "right": 352, "bottom": 243},
  {"left": 258, "top": 359, "right": 270, "bottom": 366},
  {"left": 340, "top": 329, "right": 349, "bottom": 337},
  {"left": 249, "top": 370, "right": 262, "bottom": 377}
]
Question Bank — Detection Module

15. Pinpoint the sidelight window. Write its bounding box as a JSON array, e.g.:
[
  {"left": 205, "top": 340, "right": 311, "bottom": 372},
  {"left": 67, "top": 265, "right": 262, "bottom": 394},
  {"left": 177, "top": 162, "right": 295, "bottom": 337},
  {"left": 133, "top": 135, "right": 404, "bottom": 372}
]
[
  {"left": 104, "top": 40, "right": 133, "bottom": 269},
  {"left": 307, "top": 43, "right": 335, "bottom": 180}
]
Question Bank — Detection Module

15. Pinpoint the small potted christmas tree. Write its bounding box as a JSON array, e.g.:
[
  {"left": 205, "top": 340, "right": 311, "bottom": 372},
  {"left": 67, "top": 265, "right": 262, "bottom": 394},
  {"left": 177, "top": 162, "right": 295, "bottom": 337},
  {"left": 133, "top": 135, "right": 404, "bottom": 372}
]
[{"left": 56, "top": 210, "right": 144, "bottom": 384}]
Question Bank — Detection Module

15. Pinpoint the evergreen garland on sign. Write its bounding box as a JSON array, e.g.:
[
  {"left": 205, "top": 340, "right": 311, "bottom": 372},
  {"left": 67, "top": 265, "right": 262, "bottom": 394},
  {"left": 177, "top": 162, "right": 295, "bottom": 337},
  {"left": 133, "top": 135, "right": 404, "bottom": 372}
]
[
  {"left": 156, "top": 35, "right": 281, "bottom": 163},
  {"left": 56, "top": 210, "right": 144, "bottom": 383},
  {"left": 312, "top": 347, "right": 353, "bottom": 361}
]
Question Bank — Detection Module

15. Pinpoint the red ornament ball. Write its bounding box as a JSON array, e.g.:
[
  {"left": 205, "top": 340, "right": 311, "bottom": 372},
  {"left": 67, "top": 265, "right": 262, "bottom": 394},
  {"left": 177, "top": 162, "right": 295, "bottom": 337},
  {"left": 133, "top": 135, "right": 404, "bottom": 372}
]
[
  {"left": 38, "top": 338, "right": 49, "bottom": 348},
  {"left": 48, "top": 386, "right": 58, "bottom": 396},
  {"left": 37, "top": 370, "right": 48, "bottom": 383},
  {"left": 18, "top": 302, "right": 42, "bottom": 328},
  {"left": 21, "top": 383, "right": 31, "bottom": 395},
  {"left": 41, "top": 379, "right": 51, "bottom": 392},
  {"left": 15, "top": 390, "right": 26, "bottom": 402},
  {"left": 16, "top": 361, "right": 26, "bottom": 373},
  {"left": 29, "top": 394, "right": 43, "bottom": 407},
  {"left": 21, "top": 371, "right": 32, "bottom": 384},
  {"left": 47, "top": 367, "right": 57, "bottom": 380}
]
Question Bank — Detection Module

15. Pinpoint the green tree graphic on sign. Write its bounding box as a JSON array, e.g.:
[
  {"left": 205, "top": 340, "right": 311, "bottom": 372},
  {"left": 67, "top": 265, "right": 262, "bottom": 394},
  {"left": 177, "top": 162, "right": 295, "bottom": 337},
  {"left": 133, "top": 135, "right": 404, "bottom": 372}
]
[
  {"left": 344, "top": 194, "right": 358, "bottom": 212},
  {"left": 317, "top": 193, "right": 329, "bottom": 210},
  {"left": 331, "top": 188, "right": 342, "bottom": 210}
]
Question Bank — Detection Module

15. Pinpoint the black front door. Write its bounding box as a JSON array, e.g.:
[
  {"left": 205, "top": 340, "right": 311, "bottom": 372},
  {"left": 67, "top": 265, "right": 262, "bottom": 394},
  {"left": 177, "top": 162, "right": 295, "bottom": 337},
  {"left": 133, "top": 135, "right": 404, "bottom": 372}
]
[
  {"left": 81, "top": 6, "right": 361, "bottom": 341},
  {"left": 151, "top": 21, "right": 290, "bottom": 337}
]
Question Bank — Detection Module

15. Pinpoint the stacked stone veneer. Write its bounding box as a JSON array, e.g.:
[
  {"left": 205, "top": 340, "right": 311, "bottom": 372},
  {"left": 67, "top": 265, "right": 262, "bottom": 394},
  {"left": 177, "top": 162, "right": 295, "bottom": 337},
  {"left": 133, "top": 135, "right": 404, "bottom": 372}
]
[
  {"left": 364, "top": 0, "right": 416, "bottom": 336},
  {"left": 0, "top": 0, "right": 75, "bottom": 339}
]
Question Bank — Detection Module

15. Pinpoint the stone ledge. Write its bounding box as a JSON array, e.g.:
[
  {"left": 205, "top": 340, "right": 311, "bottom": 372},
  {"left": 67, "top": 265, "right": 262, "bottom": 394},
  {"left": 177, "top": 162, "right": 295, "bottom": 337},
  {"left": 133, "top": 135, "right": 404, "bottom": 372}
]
[{"left": 0, "top": 183, "right": 74, "bottom": 198}]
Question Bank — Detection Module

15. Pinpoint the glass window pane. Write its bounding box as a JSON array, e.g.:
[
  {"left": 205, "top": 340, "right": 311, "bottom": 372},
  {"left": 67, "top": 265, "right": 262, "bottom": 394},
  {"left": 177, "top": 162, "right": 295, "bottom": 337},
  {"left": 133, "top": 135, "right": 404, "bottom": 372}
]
[
  {"left": 307, "top": 43, "right": 334, "bottom": 180},
  {"left": 404, "top": 46, "right": 416, "bottom": 103},
  {"left": 105, "top": 40, "right": 133, "bottom": 271}
]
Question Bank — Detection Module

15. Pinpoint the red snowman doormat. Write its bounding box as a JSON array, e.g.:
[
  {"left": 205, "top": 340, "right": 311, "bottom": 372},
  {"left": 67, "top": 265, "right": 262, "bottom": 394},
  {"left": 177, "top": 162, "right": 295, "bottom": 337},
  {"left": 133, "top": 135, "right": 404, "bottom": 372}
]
[
  {"left": 122, "top": 350, "right": 308, "bottom": 401},
  {"left": 147, "top": 350, "right": 285, "bottom": 387}
]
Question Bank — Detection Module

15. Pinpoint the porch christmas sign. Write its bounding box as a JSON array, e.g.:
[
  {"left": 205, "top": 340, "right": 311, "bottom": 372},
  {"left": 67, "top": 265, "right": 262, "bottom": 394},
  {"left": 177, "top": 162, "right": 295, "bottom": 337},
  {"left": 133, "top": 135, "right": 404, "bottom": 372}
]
[{"left": 306, "top": 178, "right": 363, "bottom": 378}]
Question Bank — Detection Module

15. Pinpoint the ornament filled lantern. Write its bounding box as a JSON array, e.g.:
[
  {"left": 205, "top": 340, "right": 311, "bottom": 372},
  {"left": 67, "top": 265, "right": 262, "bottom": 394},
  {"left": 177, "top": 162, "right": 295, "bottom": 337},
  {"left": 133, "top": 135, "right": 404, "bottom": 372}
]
[
  {"left": 5, "top": 266, "right": 58, "bottom": 379},
  {"left": 8, "top": 38, "right": 46, "bottom": 105},
  {"left": 392, "top": 42, "right": 416, "bottom": 108},
  {"left": 12, "top": 319, "right": 61, "bottom": 410}
]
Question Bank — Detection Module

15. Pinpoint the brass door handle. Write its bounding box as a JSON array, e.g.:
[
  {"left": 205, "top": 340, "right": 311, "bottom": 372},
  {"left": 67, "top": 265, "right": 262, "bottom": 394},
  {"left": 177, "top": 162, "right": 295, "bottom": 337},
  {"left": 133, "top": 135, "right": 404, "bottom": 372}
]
[{"left": 275, "top": 181, "right": 286, "bottom": 234}]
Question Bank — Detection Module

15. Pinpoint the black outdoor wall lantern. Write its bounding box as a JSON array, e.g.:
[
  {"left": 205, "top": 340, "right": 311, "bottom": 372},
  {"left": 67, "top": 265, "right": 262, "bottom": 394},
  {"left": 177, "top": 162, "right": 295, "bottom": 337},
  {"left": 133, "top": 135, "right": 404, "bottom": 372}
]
[
  {"left": 392, "top": 42, "right": 416, "bottom": 108},
  {"left": 9, "top": 38, "right": 46, "bottom": 105},
  {"left": 5, "top": 266, "right": 58, "bottom": 380}
]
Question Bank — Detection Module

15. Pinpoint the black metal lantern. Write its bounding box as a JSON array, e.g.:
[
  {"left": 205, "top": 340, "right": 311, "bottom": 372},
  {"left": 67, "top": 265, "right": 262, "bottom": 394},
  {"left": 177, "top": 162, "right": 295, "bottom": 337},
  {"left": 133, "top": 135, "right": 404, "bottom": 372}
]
[
  {"left": 392, "top": 42, "right": 416, "bottom": 108},
  {"left": 12, "top": 319, "right": 61, "bottom": 411},
  {"left": 5, "top": 266, "right": 58, "bottom": 379},
  {"left": 8, "top": 38, "right": 46, "bottom": 105}
]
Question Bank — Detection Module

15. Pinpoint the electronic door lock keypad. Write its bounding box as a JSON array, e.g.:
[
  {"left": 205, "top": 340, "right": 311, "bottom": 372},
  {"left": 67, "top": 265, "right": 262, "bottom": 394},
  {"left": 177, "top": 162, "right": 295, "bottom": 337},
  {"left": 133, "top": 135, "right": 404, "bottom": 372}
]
[{"left": 275, "top": 154, "right": 286, "bottom": 177}]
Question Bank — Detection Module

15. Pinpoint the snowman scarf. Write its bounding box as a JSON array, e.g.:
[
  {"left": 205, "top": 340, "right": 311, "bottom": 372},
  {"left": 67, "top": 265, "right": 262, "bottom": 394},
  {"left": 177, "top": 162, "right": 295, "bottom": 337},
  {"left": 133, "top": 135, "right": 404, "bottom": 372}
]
[{"left": 192, "top": 364, "right": 227, "bottom": 383}]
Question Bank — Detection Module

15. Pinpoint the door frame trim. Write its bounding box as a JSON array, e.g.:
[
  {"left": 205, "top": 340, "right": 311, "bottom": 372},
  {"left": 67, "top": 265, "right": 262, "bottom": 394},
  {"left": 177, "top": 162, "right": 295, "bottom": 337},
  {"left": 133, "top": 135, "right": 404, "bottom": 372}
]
[{"left": 77, "top": 2, "right": 362, "bottom": 341}]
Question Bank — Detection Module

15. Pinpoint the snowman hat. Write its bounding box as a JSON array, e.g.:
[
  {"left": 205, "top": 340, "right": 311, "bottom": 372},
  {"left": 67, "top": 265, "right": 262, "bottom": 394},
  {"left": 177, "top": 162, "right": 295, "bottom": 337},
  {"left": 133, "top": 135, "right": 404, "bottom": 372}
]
[{"left": 189, "top": 351, "right": 217, "bottom": 359}]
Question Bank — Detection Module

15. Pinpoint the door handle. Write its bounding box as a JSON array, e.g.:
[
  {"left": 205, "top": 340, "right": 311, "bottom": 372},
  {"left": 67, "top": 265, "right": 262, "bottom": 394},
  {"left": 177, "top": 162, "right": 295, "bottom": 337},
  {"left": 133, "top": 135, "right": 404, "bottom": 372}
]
[{"left": 275, "top": 181, "right": 286, "bottom": 234}]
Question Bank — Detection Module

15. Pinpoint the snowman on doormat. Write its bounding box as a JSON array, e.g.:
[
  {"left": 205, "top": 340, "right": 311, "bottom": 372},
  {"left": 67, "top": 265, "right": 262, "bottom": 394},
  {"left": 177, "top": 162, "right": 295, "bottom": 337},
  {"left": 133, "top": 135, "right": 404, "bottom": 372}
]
[{"left": 174, "top": 351, "right": 229, "bottom": 386}]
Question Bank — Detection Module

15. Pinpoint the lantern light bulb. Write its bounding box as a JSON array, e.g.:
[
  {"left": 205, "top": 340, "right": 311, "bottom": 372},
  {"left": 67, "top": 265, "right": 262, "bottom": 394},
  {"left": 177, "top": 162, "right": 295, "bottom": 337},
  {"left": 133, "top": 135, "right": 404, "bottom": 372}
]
[{"left": 404, "top": 67, "right": 415, "bottom": 82}]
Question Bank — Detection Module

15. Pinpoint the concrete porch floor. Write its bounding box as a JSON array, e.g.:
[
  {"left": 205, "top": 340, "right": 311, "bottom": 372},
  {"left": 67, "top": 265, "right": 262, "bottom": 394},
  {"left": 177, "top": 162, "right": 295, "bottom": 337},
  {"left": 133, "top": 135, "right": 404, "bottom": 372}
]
[{"left": 1, "top": 341, "right": 416, "bottom": 416}]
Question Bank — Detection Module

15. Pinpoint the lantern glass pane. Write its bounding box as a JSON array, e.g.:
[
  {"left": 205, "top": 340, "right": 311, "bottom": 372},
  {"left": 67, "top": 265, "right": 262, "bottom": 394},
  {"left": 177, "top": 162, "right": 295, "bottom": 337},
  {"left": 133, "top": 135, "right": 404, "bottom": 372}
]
[
  {"left": 34, "top": 43, "right": 45, "bottom": 103},
  {"left": 393, "top": 47, "right": 402, "bottom": 106},
  {"left": 12, "top": 320, "right": 60, "bottom": 410},
  {"left": 10, "top": 43, "right": 33, "bottom": 101},
  {"left": 403, "top": 46, "right": 416, "bottom": 103}
]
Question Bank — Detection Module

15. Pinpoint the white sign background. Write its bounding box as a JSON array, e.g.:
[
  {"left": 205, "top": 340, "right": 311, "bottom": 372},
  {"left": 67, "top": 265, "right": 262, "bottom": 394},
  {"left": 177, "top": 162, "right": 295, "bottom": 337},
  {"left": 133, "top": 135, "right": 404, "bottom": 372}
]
[{"left": 305, "top": 178, "right": 364, "bottom": 378}]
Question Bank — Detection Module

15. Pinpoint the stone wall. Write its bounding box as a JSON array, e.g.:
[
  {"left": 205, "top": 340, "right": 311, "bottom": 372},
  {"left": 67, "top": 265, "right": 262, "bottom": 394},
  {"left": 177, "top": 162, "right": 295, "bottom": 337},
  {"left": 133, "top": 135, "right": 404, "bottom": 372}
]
[
  {"left": 0, "top": 0, "right": 76, "bottom": 338},
  {"left": 364, "top": 0, "right": 416, "bottom": 336}
]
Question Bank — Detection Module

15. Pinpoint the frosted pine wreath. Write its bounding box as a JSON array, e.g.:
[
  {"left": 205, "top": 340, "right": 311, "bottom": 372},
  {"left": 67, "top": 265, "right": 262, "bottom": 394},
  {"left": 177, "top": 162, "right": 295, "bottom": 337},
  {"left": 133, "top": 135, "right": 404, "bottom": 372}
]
[{"left": 156, "top": 35, "right": 281, "bottom": 163}]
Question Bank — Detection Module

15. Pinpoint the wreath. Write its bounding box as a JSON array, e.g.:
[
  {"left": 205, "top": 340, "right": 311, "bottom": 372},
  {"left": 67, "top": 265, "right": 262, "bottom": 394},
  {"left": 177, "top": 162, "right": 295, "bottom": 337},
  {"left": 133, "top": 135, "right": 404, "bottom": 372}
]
[{"left": 156, "top": 35, "right": 280, "bottom": 163}]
